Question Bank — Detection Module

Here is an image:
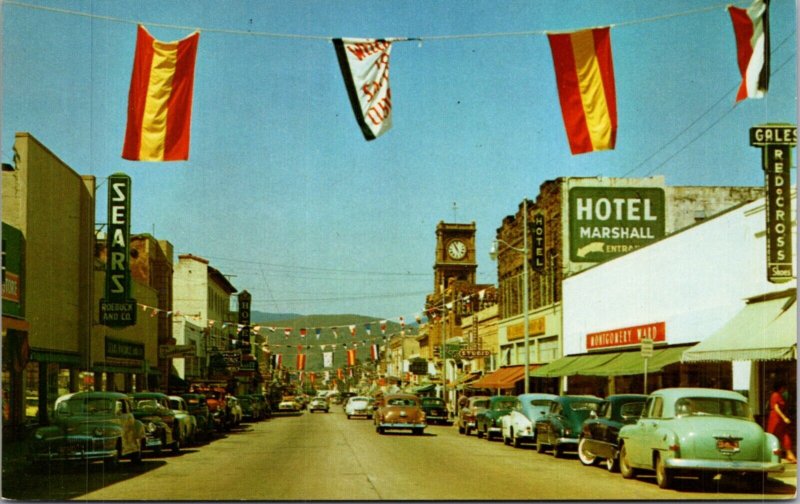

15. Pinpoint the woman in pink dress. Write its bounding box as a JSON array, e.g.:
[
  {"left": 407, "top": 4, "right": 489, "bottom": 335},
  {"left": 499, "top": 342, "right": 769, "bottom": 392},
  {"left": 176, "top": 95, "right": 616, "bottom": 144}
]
[{"left": 766, "top": 382, "right": 797, "bottom": 463}]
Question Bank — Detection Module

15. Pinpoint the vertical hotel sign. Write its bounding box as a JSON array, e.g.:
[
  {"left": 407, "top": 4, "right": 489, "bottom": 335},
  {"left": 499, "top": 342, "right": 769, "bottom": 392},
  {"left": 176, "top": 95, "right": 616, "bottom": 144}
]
[
  {"left": 530, "top": 213, "right": 546, "bottom": 272},
  {"left": 100, "top": 173, "right": 137, "bottom": 326},
  {"left": 238, "top": 290, "right": 251, "bottom": 352},
  {"left": 750, "top": 124, "right": 796, "bottom": 283}
]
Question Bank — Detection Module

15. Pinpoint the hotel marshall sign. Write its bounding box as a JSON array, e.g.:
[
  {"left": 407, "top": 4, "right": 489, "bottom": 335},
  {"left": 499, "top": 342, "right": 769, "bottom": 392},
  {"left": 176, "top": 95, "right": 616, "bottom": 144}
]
[{"left": 750, "top": 124, "right": 796, "bottom": 283}]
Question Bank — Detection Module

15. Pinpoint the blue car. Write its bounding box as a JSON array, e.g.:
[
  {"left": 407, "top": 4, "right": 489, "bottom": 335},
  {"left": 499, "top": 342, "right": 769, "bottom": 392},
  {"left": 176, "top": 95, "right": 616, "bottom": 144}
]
[{"left": 535, "top": 395, "right": 602, "bottom": 457}]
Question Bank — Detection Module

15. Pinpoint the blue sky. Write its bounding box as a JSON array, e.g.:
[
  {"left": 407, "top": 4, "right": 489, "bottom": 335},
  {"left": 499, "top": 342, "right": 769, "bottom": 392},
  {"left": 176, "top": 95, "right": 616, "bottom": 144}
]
[{"left": 2, "top": 0, "right": 796, "bottom": 319}]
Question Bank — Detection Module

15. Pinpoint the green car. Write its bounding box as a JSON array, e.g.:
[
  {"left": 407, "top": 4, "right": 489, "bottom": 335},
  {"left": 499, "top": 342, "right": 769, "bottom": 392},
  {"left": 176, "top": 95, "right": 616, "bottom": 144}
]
[
  {"left": 29, "top": 391, "right": 145, "bottom": 469},
  {"left": 618, "top": 388, "right": 784, "bottom": 490},
  {"left": 475, "top": 396, "right": 517, "bottom": 440}
]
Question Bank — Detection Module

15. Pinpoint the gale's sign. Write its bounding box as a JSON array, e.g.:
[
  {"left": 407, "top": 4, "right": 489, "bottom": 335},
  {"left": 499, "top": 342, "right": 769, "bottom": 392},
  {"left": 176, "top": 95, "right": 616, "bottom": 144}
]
[
  {"left": 750, "top": 124, "right": 796, "bottom": 283},
  {"left": 569, "top": 187, "right": 665, "bottom": 262},
  {"left": 100, "top": 173, "right": 137, "bottom": 326}
]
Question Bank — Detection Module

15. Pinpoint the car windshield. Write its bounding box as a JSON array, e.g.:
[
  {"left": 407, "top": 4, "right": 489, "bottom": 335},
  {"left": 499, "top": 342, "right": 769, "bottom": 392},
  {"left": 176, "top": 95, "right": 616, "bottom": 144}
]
[
  {"left": 569, "top": 401, "right": 599, "bottom": 412},
  {"left": 473, "top": 400, "right": 489, "bottom": 409},
  {"left": 168, "top": 399, "right": 183, "bottom": 410},
  {"left": 134, "top": 399, "right": 161, "bottom": 410},
  {"left": 530, "top": 399, "right": 552, "bottom": 407},
  {"left": 619, "top": 401, "right": 645, "bottom": 419},
  {"left": 387, "top": 398, "right": 418, "bottom": 407},
  {"left": 56, "top": 397, "right": 114, "bottom": 416},
  {"left": 421, "top": 398, "right": 444, "bottom": 406},
  {"left": 674, "top": 397, "right": 752, "bottom": 419}
]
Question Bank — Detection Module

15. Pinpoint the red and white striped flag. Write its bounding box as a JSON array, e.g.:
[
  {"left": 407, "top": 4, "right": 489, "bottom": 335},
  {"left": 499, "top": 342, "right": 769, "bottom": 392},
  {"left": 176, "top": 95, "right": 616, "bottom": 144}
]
[
  {"left": 300, "top": 328, "right": 307, "bottom": 338},
  {"left": 123, "top": 25, "right": 200, "bottom": 161},
  {"left": 284, "top": 328, "right": 292, "bottom": 338},
  {"left": 370, "top": 344, "right": 379, "bottom": 361},
  {"left": 729, "top": 0, "right": 770, "bottom": 102},
  {"left": 547, "top": 27, "right": 617, "bottom": 155},
  {"left": 348, "top": 325, "right": 357, "bottom": 337}
]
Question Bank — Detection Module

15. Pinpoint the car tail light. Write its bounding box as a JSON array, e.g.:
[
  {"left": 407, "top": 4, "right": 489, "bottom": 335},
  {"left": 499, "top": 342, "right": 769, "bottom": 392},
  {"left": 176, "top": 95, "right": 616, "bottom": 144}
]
[
  {"left": 668, "top": 443, "right": 680, "bottom": 454},
  {"left": 773, "top": 448, "right": 782, "bottom": 456}
]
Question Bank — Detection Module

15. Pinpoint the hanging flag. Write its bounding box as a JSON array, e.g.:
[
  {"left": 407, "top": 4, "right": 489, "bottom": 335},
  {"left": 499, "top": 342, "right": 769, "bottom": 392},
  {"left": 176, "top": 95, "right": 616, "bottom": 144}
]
[
  {"left": 297, "top": 344, "right": 304, "bottom": 353},
  {"left": 380, "top": 320, "right": 387, "bottom": 335},
  {"left": 346, "top": 348, "right": 357, "bottom": 366},
  {"left": 332, "top": 328, "right": 339, "bottom": 339},
  {"left": 729, "top": 0, "right": 770, "bottom": 102},
  {"left": 333, "top": 38, "right": 393, "bottom": 141},
  {"left": 348, "top": 325, "right": 357, "bottom": 337},
  {"left": 268, "top": 326, "right": 276, "bottom": 333},
  {"left": 299, "top": 371, "right": 305, "bottom": 383},
  {"left": 399, "top": 316, "right": 405, "bottom": 329},
  {"left": 547, "top": 26, "right": 617, "bottom": 155},
  {"left": 365, "top": 323, "right": 372, "bottom": 336},
  {"left": 323, "top": 351, "right": 333, "bottom": 369},
  {"left": 337, "top": 368, "right": 344, "bottom": 380},
  {"left": 123, "top": 25, "right": 200, "bottom": 161},
  {"left": 284, "top": 328, "right": 292, "bottom": 338},
  {"left": 272, "top": 354, "right": 282, "bottom": 369},
  {"left": 297, "top": 353, "right": 307, "bottom": 371},
  {"left": 315, "top": 328, "right": 321, "bottom": 340},
  {"left": 300, "top": 328, "right": 307, "bottom": 338},
  {"left": 324, "top": 371, "right": 330, "bottom": 381},
  {"left": 150, "top": 308, "right": 158, "bottom": 317},
  {"left": 370, "top": 344, "right": 379, "bottom": 361},
  {"left": 309, "top": 372, "right": 316, "bottom": 384}
]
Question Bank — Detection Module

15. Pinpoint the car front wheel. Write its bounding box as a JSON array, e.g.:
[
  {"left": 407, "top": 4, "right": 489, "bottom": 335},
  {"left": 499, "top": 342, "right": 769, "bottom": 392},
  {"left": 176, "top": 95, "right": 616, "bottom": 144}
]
[
  {"left": 619, "top": 444, "right": 637, "bottom": 479},
  {"left": 578, "top": 437, "right": 597, "bottom": 466}
]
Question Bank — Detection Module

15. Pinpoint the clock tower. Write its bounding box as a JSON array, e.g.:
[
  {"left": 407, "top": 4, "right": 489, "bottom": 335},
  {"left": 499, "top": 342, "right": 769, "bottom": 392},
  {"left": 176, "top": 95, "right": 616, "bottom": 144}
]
[{"left": 433, "top": 221, "right": 477, "bottom": 291}]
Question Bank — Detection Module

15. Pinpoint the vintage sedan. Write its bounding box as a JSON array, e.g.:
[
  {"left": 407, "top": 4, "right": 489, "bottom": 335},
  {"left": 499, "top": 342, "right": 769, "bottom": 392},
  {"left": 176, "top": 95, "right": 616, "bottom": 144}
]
[
  {"left": 345, "top": 396, "right": 373, "bottom": 419},
  {"left": 501, "top": 393, "right": 558, "bottom": 448},
  {"left": 535, "top": 395, "right": 602, "bottom": 457},
  {"left": 475, "top": 395, "right": 518, "bottom": 440},
  {"left": 577, "top": 394, "right": 646, "bottom": 471},
  {"left": 308, "top": 397, "right": 330, "bottom": 413},
  {"left": 168, "top": 395, "right": 198, "bottom": 446},
  {"left": 618, "top": 388, "right": 784, "bottom": 489},
  {"left": 182, "top": 393, "right": 213, "bottom": 440},
  {"left": 130, "top": 392, "right": 181, "bottom": 454},
  {"left": 374, "top": 394, "right": 426, "bottom": 435},
  {"left": 227, "top": 396, "right": 243, "bottom": 427},
  {"left": 278, "top": 397, "right": 301, "bottom": 413},
  {"left": 420, "top": 397, "right": 449, "bottom": 425},
  {"left": 458, "top": 396, "right": 489, "bottom": 435},
  {"left": 29, "top": 392, "right": 145, "bottom": 468}
]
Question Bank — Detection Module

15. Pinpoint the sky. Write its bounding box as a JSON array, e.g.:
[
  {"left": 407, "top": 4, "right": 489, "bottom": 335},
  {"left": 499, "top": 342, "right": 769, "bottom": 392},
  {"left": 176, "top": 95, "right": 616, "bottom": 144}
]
[{"left": 2, "top": 0, "right": 797, "bottom": 320}]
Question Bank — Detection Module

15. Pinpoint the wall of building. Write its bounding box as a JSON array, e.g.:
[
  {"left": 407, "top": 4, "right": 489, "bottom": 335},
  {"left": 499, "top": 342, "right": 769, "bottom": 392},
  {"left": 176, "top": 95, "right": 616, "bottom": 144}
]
[{"left": 2, "top": 133, "right": 95, "bottom": 356}]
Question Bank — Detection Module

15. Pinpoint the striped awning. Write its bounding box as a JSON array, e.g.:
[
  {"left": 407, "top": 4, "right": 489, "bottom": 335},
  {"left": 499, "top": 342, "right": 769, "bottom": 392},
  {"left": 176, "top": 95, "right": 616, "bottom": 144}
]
[{"left": 683, "top": 291, "right": 797, "bottom": 363}]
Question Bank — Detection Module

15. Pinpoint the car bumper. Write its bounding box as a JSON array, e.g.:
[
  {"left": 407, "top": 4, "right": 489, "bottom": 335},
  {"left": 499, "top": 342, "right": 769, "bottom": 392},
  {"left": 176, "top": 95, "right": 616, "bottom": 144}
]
[
  {"left": 31, "top": 436, "right": 118, "bottom": 462},
  {"left": 348, "top": 410, "right": 369, "bottom": 416},
  {"left": 378, "top": 422, "right": 426, "bottom": 429},
  {"left": 665, "top": 458, "right": 784, "bottom": 473},
  {"left": 555, "top": 437, "right": 579, "bottom": 448},
  {"left": 426, "top": 415, "right": 448, "bottom": 422}
]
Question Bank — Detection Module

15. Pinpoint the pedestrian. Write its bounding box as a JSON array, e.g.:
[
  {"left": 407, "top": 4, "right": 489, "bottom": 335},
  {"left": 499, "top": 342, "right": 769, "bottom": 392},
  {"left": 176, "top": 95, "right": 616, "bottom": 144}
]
[{"left": 766, "top": 381, "right": 797, "bottom": 463}]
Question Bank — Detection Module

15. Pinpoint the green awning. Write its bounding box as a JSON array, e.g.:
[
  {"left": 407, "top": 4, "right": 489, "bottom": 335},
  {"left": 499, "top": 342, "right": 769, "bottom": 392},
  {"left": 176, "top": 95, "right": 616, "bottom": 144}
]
[
  {"left": 532, "top": 352, "right": 619, "bottom": 378},
  {"left": 683, "top": 293, "right": 797, "bottom": 363},
  {"left": 591, "top": 346, "right": 688, "bottom": 376}
]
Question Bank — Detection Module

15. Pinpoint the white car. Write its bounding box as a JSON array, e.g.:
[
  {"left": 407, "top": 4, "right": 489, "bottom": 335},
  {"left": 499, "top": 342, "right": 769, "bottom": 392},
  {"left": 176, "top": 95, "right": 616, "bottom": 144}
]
[
  {"left": 344, "top": 396, "right": 373, "bottom": 419},
  {"left": 501, "top": 393, "right": 558, "bottom": 448}
]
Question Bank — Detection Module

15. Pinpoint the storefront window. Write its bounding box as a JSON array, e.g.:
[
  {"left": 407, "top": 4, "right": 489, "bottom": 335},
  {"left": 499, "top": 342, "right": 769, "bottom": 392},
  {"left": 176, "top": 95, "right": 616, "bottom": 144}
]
[
  {"left": 24, "top": 361, "right": 39, "bottom": 422},
  {"left": 2, "top": 368, "right": 10, "bottom": 423},
  {"left": 78, "top": 371, "right": 95, "bottom": 391}
]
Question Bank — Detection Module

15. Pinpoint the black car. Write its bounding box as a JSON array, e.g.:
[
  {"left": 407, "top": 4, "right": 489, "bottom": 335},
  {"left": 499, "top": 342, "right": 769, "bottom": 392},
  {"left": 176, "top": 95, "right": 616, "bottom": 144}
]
[
  {"left": 182, "top": 393, "right": 213, "bottom": 441},
  {"left": 419, "top": 397, "right": 448, "bottom": 424},
  {"left": 577, "top": 394, "right": 646, "bottom": 471},
  {"left": 535, "top": 395, "right": 602, "bottom": 457}
]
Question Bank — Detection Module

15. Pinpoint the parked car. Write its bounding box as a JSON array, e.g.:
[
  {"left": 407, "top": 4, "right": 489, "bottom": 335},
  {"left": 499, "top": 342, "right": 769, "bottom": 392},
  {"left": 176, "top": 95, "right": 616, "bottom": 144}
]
[
  {"left": 577, "top": 394, "right": 646, "bottom": 471},
  {"left": 248, "top": 394, "right": 272, "bottom": 419},
  {"left": 238, "top": 395, "right": 265, "bottom": 421},
  {"left": 476, "top": 396, "right": 518, "bottom": 440},
  {"left": 373, "top": 394, "right": 426, "bottom": 435},
  {"left": 458, "top": 396, "right": 490, "bottom": 435},
  {"left": 129, "top": 392, "right": 181, "bottom": 454},
  {"left": 309, "top": 397, "right": 330, "bottom": 413},
  {"left": 168, "top": 395, "right": 198, "bottom": 446},
  {"left": 199, "top": 387, "right": 229, "bottom": 432},
  {"left": 29, "top": 392, "right": 145, "bottom": 469},
  {"left": 420, "top": 397, "right": 449, "bottom": 425},
  {"left": 617, "top": 388, "right": 784, "bottom": 489},
  {"left": 340, "top": 392, "right": 357, "bottom": 409},
  {"left": 227, "top": 396, "right": 243, "bottom": 427},
  {"left": 345, "top": 396, "right": 373, "bottom": 419},
  {"left": 182, "top": 393, "right": 213, "bottom": 440},
  {"left": 501, "top": 393, "right": 558, "bottom": 447},
  {"left": 535, "top": 395, "right": 602, "bottom": 457}
]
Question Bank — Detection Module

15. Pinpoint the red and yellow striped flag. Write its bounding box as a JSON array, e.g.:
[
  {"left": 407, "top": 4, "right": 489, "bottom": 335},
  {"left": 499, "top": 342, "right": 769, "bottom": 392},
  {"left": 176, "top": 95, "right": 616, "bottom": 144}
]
[
  {"left": 123, "top": 25, "right": 200, "bottom": 161},
  {"left": 296, "top": 353, "right": 307, "bottom": 371},
  {"left": 346, "top": 349, "right": 357, "bottom": 366},
  {"left": 547, "top": 27, "right": 617, "bottom": 155}
]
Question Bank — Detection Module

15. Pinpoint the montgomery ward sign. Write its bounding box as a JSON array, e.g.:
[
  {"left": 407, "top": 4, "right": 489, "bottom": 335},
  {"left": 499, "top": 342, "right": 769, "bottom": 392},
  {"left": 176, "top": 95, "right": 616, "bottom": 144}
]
[
  {"left": 587, "top": 322, "right": 666, "bottom": 351},
  {"left": 569, "top": 187, "right": 665, "bottom": 262},
  {"left": 750, "top": 124, "right": 796, "bottom": 283},
  {"left": 100, "top": 173, "right": 137, "bottom": 327}
]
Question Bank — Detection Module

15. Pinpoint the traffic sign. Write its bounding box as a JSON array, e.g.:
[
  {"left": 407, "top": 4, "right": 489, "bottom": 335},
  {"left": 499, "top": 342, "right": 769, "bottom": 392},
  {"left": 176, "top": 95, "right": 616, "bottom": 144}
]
[{"left": 640, "top": 338, "right": 654, "bottom": 358}]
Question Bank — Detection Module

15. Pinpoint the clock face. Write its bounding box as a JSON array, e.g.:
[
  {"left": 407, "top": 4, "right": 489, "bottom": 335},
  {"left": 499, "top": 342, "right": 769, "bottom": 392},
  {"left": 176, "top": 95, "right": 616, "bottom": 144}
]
[{"left": 447, "top": 240, "right": 467, "bottom": 260}]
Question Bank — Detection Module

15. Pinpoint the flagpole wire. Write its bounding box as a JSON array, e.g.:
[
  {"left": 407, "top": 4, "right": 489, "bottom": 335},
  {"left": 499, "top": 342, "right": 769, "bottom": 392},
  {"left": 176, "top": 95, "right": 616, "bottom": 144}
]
[{"left": 7, "top": 0, "right": 750, "bottom": 41}]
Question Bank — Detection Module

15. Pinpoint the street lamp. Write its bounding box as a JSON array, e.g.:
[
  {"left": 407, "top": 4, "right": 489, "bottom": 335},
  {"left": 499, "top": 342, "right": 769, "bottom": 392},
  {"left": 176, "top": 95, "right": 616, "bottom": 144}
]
[{"left": 489, "top": 199, "right": 530, "bottom": 394}]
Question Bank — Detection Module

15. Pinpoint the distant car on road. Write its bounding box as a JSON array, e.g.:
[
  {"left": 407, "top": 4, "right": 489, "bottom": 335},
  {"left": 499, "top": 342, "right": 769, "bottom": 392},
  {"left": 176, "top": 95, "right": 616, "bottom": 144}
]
[
  {"left": 577, "top": 394, "right": 646, "bottom": 471},
  {"left": 501, "top": 393, "right": 558, "bottom": 448},
  {"left": 373, "top": 394, "right": 426, "bottom": 435},
  {"left": 420, "top": 397, "right": 449, "bottom": 425},
  {"left": 476, "top": 396, "right": 518, "bottom": 441},
  {"left": 458, "top": 396, "right": 489, "bottom": 435},
  {"left": 618, "top": 388, "right": 784, "bottom": 490},
  {"left": 278, "top": 398, "right": 301, "bottom": 413},
  {"left": 309, "top": 397, "right": 330, "bottom": 413},
  {"left": 535, "top": 395, "right": 602, "bottom": 457},
  {"left": 345, "top": 396, "right": 373, "bottom": 419}
]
